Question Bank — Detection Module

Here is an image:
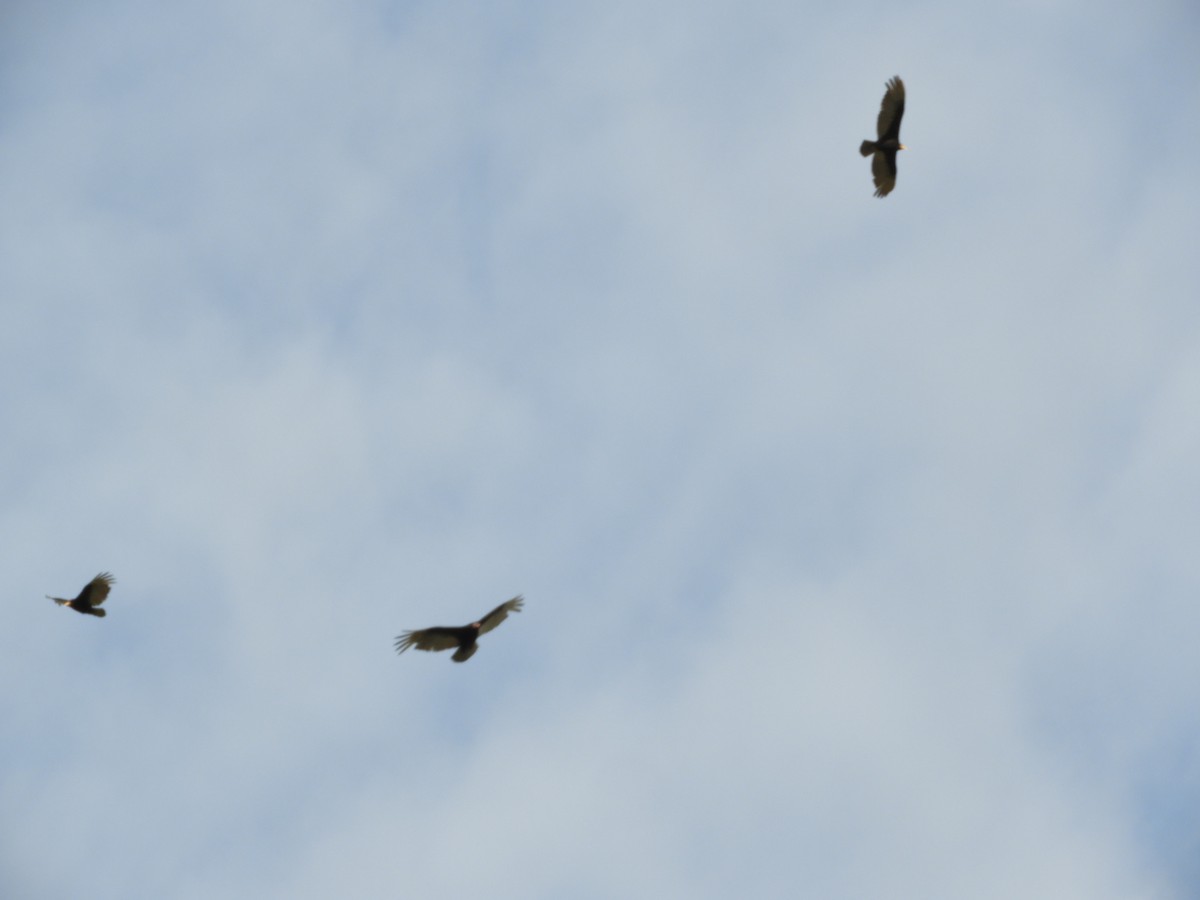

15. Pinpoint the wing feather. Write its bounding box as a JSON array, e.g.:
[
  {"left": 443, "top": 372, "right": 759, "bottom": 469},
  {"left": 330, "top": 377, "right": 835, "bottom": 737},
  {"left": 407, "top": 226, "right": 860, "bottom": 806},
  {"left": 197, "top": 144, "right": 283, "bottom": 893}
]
[
  {"left": 394, "top": 626, "right": 466, "bottom": 654},
  {"left": 876, "top": 76, "right": 905, "bottom": 142},
  {"left": 871, "top": 150, "right": 897, "bottom": 197},
  {"left": 477, "top": 595, "right": 524, "bottom": 636},
  {"left": 84, "top": 572, "right": 115, "bottom": 606}
]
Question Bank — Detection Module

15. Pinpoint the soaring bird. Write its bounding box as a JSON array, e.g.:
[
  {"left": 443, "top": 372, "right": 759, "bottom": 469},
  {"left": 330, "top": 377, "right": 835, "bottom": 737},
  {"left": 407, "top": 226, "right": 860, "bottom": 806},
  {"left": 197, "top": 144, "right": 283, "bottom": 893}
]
[
  {"left": 859, "top": 76, "right": 906, "bottom": 197},
  {"left": 394, "top": 596, "right": 524, "bottom": 662},
  {"left": 48, "top": 572, "right": 114, "bottom": 618}
]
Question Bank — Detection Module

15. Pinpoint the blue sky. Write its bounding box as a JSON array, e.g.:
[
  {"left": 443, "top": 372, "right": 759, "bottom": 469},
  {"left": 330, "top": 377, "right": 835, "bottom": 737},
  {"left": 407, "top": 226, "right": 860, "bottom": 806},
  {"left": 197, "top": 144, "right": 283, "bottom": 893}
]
[{"left": 2, "top": 0, "right": 1198, "bottom": 897}]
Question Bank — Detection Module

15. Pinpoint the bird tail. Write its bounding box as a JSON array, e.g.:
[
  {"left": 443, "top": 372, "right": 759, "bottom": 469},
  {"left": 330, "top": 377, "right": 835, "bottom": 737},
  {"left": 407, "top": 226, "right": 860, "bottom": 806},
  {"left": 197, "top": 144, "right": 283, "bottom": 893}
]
[
  {"left": 860, "top": 140, "right": 877, "bottom": 157},
  {"left": 88, "top": 608, "right": 107, "bottom": 618},
  {"left": 48, "top": 596, "right": 68, "bottom": 606}
]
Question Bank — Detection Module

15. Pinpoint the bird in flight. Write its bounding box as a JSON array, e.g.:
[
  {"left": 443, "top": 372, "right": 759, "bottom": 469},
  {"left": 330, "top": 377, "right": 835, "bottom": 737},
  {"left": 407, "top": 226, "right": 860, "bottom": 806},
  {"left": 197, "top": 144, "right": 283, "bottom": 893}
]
[
  {"left": 395, "top": 596, "right": 524, "bottom": 662},
  {"left": 48, "top": 572, "right": 114, "bottom": 618},
  {"left": 859, "top": 76, "right": 906, "bottom": 197}
]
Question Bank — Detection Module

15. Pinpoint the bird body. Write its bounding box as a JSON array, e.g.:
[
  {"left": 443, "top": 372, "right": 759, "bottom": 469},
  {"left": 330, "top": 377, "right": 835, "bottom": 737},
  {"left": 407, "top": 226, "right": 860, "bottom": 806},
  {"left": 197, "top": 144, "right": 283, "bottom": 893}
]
[
  {"left": 48, "top": 572, "right": 114, "bottom": 617},
  {"left": 860, "top": 76, "right": 906, "bottom": 197},
  {"left": 395, "top": 596, "right": 523, "bottom": 662}
]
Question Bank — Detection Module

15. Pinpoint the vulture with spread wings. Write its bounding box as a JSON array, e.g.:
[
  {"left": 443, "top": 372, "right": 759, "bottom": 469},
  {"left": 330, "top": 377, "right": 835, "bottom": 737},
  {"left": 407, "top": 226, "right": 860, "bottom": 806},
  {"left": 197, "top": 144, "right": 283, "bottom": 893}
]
[
  {"left": 859, "top": 76, "right": 906, "bottom": 197},
  {"left": 394, "top": 596, "right": 524, "bottom": 662},
  {"left": 48, "top": 572, "right": 114, "bottom": 618}
]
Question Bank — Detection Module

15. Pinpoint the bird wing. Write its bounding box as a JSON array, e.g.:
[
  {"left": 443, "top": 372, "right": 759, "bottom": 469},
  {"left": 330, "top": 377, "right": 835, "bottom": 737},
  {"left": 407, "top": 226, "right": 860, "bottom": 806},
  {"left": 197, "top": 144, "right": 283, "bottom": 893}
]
[
  {"left": 477, "top": 596, "right": 524, "bottom": 636},
  {"left": 84, "top": 572, "right": 115, "bottom": 606},
  {"left": 871, "top": 151, "right": 897, "bottom": 197},
  {"left": 876, "top": 76, "right": 905, "bottom": 142},
  {"left": 394, "top": 627, "right": 463, "bottom": 654}
]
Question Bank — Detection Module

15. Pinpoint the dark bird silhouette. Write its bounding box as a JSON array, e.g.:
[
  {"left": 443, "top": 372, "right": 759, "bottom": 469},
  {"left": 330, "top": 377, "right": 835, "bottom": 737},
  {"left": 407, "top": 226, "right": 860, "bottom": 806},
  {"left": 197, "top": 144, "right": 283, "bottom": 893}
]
[
  {"left": 395, "top": 596, "right": 524, "bottom": 662},
  {"left": 48, "top": 572, "right": 114, "bottom": 618},
  {"left": 859, "top": 76, "right": 906, "bottom": 197}
]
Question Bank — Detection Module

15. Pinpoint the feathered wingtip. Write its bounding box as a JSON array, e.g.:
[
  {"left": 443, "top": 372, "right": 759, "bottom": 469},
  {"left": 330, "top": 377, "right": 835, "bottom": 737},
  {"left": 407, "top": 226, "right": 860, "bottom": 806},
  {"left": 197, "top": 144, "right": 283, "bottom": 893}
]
[
  {"left": 860, "top": 140, "right": 877, "bottom": 157},
  {"left": 394, "top": 631, "right": 417, "bottom": 654}
]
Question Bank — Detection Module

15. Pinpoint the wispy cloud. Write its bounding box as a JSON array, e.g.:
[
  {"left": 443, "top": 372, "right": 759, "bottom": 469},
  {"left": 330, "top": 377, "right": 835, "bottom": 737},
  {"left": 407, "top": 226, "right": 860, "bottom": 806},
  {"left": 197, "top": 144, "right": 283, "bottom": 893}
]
[{"left": 1, "top": 0, "right": 1196, "bottom": 897}]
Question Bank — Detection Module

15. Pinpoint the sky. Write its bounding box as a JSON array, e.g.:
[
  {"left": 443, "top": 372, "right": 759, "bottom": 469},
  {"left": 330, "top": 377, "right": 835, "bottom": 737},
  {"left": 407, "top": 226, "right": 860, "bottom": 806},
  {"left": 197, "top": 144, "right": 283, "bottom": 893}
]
[{"left": 2, "top": 0, "right": 1199, "bottom": 897}]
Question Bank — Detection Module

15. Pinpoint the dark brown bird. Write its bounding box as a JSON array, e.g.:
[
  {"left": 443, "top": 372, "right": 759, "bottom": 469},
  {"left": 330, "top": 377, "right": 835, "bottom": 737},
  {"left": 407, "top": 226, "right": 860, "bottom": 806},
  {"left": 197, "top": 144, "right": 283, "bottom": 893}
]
[
  {"left": 860, "top": 76, "right": 906, "bottom": 197},
  {"left": 48, "top": 572, "right": 114, "bottom": 618},
  {"left": 394, "top": 596, "right": 524, "bottom": 662}
]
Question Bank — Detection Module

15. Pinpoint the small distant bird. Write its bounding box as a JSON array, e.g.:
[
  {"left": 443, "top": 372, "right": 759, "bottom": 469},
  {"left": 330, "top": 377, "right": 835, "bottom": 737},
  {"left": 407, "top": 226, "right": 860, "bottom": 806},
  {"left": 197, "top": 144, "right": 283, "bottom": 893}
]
[
  {"left": 48, "top": 572, "right": 115, "bottom": 618},
  {"left": 395, "top": 596, "right": 524, "bottom": 663},
  {"left": 859, "top": 76, "right": 906, "bottom": 197}
]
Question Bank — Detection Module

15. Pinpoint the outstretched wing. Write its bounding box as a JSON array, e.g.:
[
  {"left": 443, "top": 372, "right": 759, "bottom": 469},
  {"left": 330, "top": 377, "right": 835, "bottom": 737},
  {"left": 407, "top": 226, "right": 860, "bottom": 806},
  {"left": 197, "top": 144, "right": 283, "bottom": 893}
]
[
  {"left": 394, "top": 626, "right": 463, "bottom": 655},
  {"left": 83, "top": 572, "right": 115, "bottom": 606},
  {"left": 477, "top": 596, "right": 523, "bottom": 636},
  {"left": 876, "top": 76, "right": 905, "bottom": 142},
  {"left": 871, "top": 150, "right": 898, "bottom": 197}
]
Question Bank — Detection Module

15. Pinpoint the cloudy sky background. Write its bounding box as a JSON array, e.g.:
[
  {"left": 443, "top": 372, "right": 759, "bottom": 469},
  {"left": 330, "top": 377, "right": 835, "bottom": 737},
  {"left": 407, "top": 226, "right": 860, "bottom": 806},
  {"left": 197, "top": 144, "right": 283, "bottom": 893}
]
[{"left": 2, "top": 0, "right": 1198, "bottom": 896}]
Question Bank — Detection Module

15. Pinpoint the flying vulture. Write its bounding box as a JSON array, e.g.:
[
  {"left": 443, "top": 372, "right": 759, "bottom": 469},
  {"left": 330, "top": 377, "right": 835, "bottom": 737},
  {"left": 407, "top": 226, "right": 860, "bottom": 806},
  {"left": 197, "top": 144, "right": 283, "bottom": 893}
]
[
  {"left": 48, "top": 572, "right": 114, "bottom": 618},
  {"left": 859, "top": 76, "right": 906, "bottom": 197},
  {"left": 394, "top": 596, "right": 524, "bottom": 662}
]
